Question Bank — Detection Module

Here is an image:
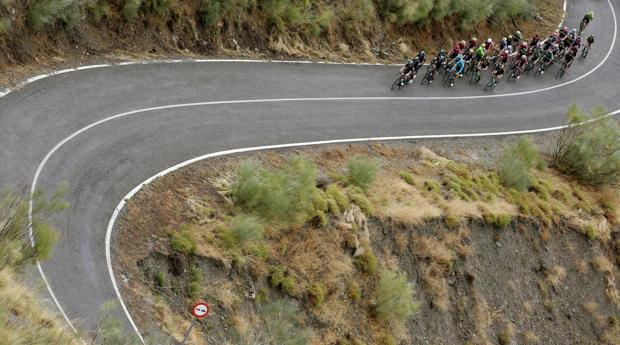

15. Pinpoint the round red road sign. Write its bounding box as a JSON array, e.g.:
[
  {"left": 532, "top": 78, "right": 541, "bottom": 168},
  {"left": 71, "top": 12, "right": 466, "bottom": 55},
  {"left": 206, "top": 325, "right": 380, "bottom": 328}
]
[{"left": 191, "top": 302, "right": 209, "bottom": 318}]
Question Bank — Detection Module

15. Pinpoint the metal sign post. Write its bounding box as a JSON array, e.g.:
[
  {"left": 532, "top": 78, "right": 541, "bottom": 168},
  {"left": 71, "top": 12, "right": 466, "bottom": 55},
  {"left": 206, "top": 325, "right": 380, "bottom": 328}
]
[{"left": 180, "top": 302, "right": 209, "bottom": 345}]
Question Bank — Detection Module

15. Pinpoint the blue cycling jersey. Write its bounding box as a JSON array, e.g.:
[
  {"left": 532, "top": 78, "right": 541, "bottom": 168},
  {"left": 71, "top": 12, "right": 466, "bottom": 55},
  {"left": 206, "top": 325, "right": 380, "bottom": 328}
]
[{"left": 451, "top": 60, "right": 465, "bottom": 74}]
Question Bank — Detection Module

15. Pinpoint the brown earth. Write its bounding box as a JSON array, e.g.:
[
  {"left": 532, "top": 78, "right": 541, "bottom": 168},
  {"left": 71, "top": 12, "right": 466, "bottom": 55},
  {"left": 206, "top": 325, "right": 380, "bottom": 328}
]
[{"left": 115, "top": 136, "right": 620, "bottom": 345}]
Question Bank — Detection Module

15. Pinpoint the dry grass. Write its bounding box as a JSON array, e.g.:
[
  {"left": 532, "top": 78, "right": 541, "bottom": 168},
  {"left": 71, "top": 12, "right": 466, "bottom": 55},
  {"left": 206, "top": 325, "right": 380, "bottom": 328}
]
[
  {"left": 544, "top": 265, "right": 567, "bottom": 291},
  {"left": 419, "top": 262, "right": 450, "bottom": 312},
  {"left": 0, "top": 269, "right": 79, "bottom": 345},
  {"left": 604, "top": 276, "right": 620, "bottom": 307},
  {"left": 593, "top": 256, "right": 614, "bottom": 275},
  {"left": 370, "top": 175, "right": 442, "bottom": 225},
  {"left": 523, "top": 330, "right": 539, "bottom": 344}
]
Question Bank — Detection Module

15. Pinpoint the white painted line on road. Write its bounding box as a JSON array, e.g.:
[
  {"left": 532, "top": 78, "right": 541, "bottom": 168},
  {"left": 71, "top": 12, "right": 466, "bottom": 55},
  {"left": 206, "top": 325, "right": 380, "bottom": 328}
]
[
  {"left": 76, "top": 64, "right": 110, "bottom": 70},
  {"left": 105, "top": 107, "right": 620, "bottom": 343},
  {"left": 558, "top": 0, "right": 568, "bottom": 29},
  {"left": 25, "top": 74, "right": 48, "bottom": 84}
]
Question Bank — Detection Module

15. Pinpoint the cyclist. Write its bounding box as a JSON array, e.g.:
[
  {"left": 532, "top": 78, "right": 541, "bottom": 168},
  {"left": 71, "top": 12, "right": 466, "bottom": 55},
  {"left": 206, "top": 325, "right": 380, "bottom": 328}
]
[
  {"left": 498, "top": 49, "right": 510, "bottom": 65},
  {"left": 467, "top": 37, "right": 478, "bottom": 51},
  {"left": 435, "top": 49, "right": 447, "bottom": 69},
  {"left": 586, "top": 34, "right": 595, "bottom": 48},
  {"left": 484, "top": 38, "right": 494, "bottom": 52},
  {"left": 572, "top": 36, "right": 582, "bottom": 49},
  {"left": 400, "top": 58, "right": 417, "bottom": 83},
  {"left": 543, "top": 32, "right": 558, "bottom": 50},
  {"left": 475, "top": 44, "right": 486, "bottom": 61},
  {"left": 499, "top": 37, "right": 510, "bottom": 51},
  {"left": 491, "top": 63, "right": 505, "bottom": 81},
  {"left": 449, "top": 44, "right": 462, "bottom": 59},
  {"left": 414, "top": 50, "right": 427, "bottom": 69},
  {"left": 541, "top": 48, "right": 555, "bottom": 72},
  {"left": 559, "top": 26, "right": 569, "bottom": 39},
  {"left": 450, "top": 54, "right": 465, "bottom": 76},
  {"left": 435, "top": 49, "right": 446, "bottom": 66},
  {"left": 529, "top": 34, "right": 541, "bottom": 47},
  {"left": 512, "top": 31, "right": 522, "bottom": 47},
  {"left": 458, "top": 40, "right": 467, "bottom": 51},
  {"left": 581, "top": 11, "right": 594, "bottom": 29},
  {"left": 516, "top": 42, "right": 529, "bottom": 58},
  {"left": 477, "top": 55, "right": 491, "bottom": 72},
  {"left": 569, "top": 28, "right": 578, "bottom": 40},
  {"left": 514, "top": 55, "right": 528, "bottom": 79},
  {"left": 563, "top": 47, "right": 576, "bottom": 69}
]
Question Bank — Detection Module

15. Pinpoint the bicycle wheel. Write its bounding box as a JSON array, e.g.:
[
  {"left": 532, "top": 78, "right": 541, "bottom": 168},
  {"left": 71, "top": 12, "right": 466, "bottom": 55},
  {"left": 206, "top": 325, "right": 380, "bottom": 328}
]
[{"left": 391, "top": 76, "right": 404, "bottom": 90}]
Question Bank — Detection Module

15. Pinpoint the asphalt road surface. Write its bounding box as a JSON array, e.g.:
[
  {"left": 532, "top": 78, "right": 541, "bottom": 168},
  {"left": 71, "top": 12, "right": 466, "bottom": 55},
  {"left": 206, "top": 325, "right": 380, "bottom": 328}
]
[{"left": 0, "top": 0, "right": 618, "bottom": 342}]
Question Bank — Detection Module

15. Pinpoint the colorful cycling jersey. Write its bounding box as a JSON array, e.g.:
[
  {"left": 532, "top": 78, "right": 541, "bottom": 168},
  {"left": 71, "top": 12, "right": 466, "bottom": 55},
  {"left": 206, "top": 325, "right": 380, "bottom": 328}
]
[
  {"left": 484, "top": 41, "right": 494, "bottom": 51},
  {"left": 451, "top": 59, "right": 465, "bottom": 74},
  {"left": 476, "top": 46, "right": 486, "bottom": 59}
]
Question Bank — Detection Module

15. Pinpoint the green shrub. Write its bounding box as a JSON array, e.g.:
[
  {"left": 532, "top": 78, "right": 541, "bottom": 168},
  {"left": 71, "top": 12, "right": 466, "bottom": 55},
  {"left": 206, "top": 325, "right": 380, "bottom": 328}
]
[
  {"left": 230, "top": 156, "right": 317, "bottom": 224},
  {"left": 424, "top": 179, "right": 441, "bottom": 194},
  {"left": 346, "top": 156, "right": 380, "bottom": 191},
  {"left": 0, "top": 17, "right": 11, "bottom": 34},
  {"left": 27, "top": 0, "right": 81, "bottom": 31},
  {"left": 347, "top": 281, "right": 361, "bottom": 301},
  {"left": 144, "top": 0, "right": 173, "bottom": 15},
  {"left": 498, "top": 137, "right": 543, "bottom": 192},
  {"left": 154, "top": 271, "right": 166, "bottom": 287},
  {"left": 399, "top": 171, "right": 415, "bottom": 186},
  {"left": 187, "top": 266, "right": 203, "bottom": 298},
  {"left": 374, "top": 0, "right": 419, "bottom": 26},
  {"left": 308, "top": 282, "right": 326, "bottom": 306},
  {"left": 169, "top": 225, "right": 196, "bottom": 254},
  {"left": 86, "top": 0, "right": 112, "bottom": 22},
  {"left": 553, "top": 105, "right": 620, "bottom": 186},
  {"left": 269, "top": 265, "right": 296, "bottom": 294},
  {"left": 484, "top": 213, "right": 512, "bottom": 229},
  {"left": 122, "top": 0, "right": 142, "bottom": 21},
  {"left": 258, "top": 300, "right": 311, "bottom": 345},
  {"left": 326, "top": 184, "right": 349, "bottom": 209},
  {"left": 0, "top": 187, "right": 67, "bottom": 270},
  {"left": 231, "top": 214, "right": 264, "bottom": 246},
  {"left": 348, "top": 186, "right": 374, "bottom": 214},
  {"left": 375, "top": 270, "right": 417, "bottom": 324},
  {"left": 354, "top": 248, "right": 378, "bottom": 275}
]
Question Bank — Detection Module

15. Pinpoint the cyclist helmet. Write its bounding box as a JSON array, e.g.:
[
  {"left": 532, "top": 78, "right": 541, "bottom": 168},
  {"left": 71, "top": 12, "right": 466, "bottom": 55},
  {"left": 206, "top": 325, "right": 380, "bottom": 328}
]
[
  {"left": 487, "top": 38, "right": 492, "bottom": 43},
  {"left": 587, "top": 11, "right": 594, "bottom": 17},
  {"left": 469, "top": 49, "right": 474, "bottom": 54},
  {"left": 440, "top": 49, "right": 445, "bottom": 54},
  {"left": 562, "top": 26, "right": 568, "bottom": 32},
  {"left": 472, "top": 37, "right": 478, "bottom": 42},
  {"left": 460, "top": 40, "right": 466, "bottom": 46},
  {"left": 575, "top": 37, "right": 582, "bottom": 44},
  {"left": 414, "top": 56, "right": 420, "bottom": 62},
  {"left": 501, "top": 37, "right": 507, "bottom": 41},
  {"left": 521, "top": 42, "right": 528, "bottom": 49},
  {"left": 516, "top": 30, "right": 521, "bottom": 36},
  {"left": 521, "top": 55, "right": 526, "bottom": 60},
  {"left": 507, "top": 34, "right": 513, "bottom": 40},
  {"left": 572, "top": 28, "right": 577, "bottom": 33}
]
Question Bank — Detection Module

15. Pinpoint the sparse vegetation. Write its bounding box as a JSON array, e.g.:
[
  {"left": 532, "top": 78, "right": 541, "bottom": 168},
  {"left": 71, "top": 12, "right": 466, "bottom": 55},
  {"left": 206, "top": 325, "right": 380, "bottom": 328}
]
[
  {"left": 346, "top": 156, "right": 380, "bottom": 191},
  {"left": 230, "top": 156, "right": 317, "bottom": 224},
  {"left": 553, "top": 105, "right": 620, "bottom": 186},
  {"left": 169, "top": 224, "right": 197, "bottom": 254},
  {"left": 498, "top": 137, "right": 544, "bottom": 192},
  {"left": 375, "top": 269, "right": 417, "bottom": 324},
  {"left": 230, "top": 214, "right": 264, "bottom": 247},
  {"left": 27, "top": 0, "right": 81, "bottom": 31},
  {"left": 257, "top": 300, "right": 312, "bottom": 345},
  {"left": 118, "top": 140, "right": 619, "bottom": 344}
]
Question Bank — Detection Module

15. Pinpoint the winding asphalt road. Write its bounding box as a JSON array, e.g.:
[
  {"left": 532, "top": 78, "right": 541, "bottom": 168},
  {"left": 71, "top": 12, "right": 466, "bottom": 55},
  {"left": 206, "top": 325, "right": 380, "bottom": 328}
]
[{"left": 0, "top": 0, "right": 619, "bottom": 342}]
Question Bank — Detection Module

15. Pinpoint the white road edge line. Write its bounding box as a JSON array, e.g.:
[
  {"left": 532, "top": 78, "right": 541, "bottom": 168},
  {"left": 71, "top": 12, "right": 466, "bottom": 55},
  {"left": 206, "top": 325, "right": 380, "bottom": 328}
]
[
  {"left": 107, "top": 107, "right": 620, "bottom": 343},
  {"left": 24, "top": 0, "right": 616, "bottom": 342}
]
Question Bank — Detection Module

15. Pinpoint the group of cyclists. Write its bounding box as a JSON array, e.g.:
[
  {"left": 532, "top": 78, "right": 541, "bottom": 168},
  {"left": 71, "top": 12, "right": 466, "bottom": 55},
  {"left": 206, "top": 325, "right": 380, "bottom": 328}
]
[{"left": 392, "top": 11, "right": 596, "bottom": 91}]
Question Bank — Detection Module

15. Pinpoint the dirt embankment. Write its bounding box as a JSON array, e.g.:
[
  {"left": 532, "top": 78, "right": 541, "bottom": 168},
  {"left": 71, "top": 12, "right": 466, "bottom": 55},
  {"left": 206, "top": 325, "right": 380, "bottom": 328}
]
[
  {"left": 115, "top": 137, "right": 620, "bottom": 345},
  {"left": 0, "top": 1, "right": 564, "bottom": 88}
]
